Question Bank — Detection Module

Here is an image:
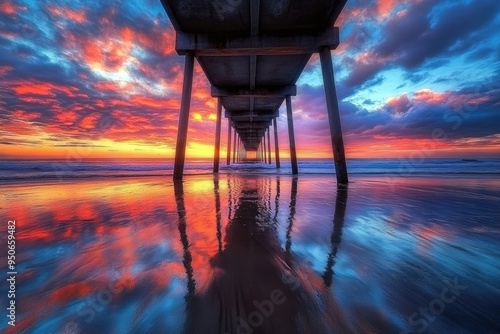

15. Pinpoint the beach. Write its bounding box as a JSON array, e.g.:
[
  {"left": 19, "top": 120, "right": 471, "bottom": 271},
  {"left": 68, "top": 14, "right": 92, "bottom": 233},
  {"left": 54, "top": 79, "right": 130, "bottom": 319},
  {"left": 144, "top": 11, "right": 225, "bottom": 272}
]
[{"left": 1, "top": 167, "right": 499, "bottom": 333}]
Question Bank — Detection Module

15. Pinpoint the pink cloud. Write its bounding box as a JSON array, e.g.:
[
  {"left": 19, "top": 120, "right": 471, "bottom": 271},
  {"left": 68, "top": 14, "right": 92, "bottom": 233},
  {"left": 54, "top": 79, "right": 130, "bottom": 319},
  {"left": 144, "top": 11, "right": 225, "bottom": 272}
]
[
  {"left": 47, "top": 5, "right": 87, "bottom": 24},
  {"left": 386, "top": 94, "right": 413, "bottom": 114}
]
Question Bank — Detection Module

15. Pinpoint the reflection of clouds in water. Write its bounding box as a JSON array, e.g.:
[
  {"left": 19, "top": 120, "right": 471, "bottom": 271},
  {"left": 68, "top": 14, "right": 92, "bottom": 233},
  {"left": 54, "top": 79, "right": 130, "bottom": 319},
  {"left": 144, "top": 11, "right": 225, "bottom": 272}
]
[
  {"left": 3, "top": 176, "right": 498, "bottom": 333},
  {"left": 177, "top": 177, "right": 353, "bottom": 334}
]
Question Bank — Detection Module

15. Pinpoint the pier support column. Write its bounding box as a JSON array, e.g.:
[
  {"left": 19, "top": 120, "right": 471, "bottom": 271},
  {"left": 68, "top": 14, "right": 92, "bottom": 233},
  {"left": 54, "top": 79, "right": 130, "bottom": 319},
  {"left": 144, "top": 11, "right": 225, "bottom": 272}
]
[
  {"left": 226, "top": 121, "right": 232, "bottom": 165},
  {"left": 267, "top": 126, "right": 272, "bottom": 165},
  {"left": 240, "top": 139, "right": 243, "bottom": 162},
  {"left": 239, "top": 138, "right": 242, "bottom": 162},
  {"left": 262, "top": 141, "right": 265, "bottom": 162},
  {"left": 265, "top": 132, "right": 269, "bottom": 164},
  {"left": 273, "top": 118, "right": 280, "bottom": 168},
  {"left": 263, "top": 133, "right": 267, "bottom": 163},
  {"left": 286, "top": 96, "right": 298, "bottom": 175},
  {"left": 263, "top": 131, "right": 266, "bottom": 164},
  {"left": 232, "top": 132, "right": 237, "bottom": 163},
  {"left": 213, "top": 97, "right": 222, "bottom": 173},
  {"left": 319, "top": 47, "right": 348, "bottom": 185},
  {"left": 173, "top": 52, "right": 195, "bottom": 181},
  {"left": 236, "top": 137, "right": 240, "bottom": 163}
]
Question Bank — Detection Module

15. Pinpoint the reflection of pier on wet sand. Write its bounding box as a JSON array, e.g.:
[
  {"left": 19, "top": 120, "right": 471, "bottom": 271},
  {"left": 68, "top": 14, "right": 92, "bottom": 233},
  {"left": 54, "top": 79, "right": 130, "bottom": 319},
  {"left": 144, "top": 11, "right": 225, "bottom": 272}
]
[
  {"left": 2, "top": 175, "right": 499, "bottom": 333},
  {"left": 160, "top": 0, "right": 349, "bottom": 184},
  {"left": 174, "top": 177, "right": 353, "bottom": 333}
]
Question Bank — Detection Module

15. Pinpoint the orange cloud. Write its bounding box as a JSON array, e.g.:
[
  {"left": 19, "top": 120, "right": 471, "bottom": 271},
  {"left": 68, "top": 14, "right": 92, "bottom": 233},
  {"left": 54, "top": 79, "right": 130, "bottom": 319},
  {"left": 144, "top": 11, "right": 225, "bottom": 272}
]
[
  {"left": 63, "top": 31, "right": 135, "bottom": 73},
  {"left": 86, "top": 39, "right": 132, "bottom": 71},
  {"left": 55, "top": 110, "right": 78, "bottom": 125},
  {"left": 11, "top": 109, "right": 40, "bottom": 121},
  {"left": 14, "top": 82, "right": 53, "bottom": 96},
  {"left": 135, "top": 28, "right": 175, "bottom": 56},
  {"left": 377, "top": 0, "right": 397, "bottom": 18},
  {"left": 82, "top": 39, "right": 103, "bottom": 64},
  {"left": 0, "top": 1, "right": 26, "bottom": 15},
  {"left": 413, "top": 88, "right": 449, "bottom": 104},
  {"left": 47, "top": 5, "right": 87, "bottom": 24},
  {"left": 130, "top": 95, "right": 165, "bottom": 109},
  {"left": 12, "top": 80, "right": 83, "bottom": 97},
  {"left": 18, "top": 96, "right": 53, "bottom": 105},
  {"left": 80, "top": 113, "right": 100, "bottom": 129},
  {"left": 49, "top": 283, "right": 93, "bottom": 304},
  {"left": 62, "top": 23, "right": 173, "bottom": 76}
]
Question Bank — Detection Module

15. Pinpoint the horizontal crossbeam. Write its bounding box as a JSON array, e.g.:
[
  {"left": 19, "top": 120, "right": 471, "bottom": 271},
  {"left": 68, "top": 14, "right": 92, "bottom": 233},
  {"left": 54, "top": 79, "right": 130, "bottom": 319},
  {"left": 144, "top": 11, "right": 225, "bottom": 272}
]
[
  {"left": 211, "top": 85, "right": 296, "bottom": 97},
  {"left": 225, "top": 110, "right": 279, "bottom": 118},
  {"left": 176, "top": 27, "right": 339, "bottom": 56},
  {"left": 233, "top": 121, "right": 271, "bottom": 129}
]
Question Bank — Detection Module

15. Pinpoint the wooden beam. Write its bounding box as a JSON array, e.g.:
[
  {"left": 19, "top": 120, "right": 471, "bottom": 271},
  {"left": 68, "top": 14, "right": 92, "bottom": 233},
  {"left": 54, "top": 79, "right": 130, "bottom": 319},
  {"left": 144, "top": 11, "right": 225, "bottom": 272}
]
[
  {"left": 235, "top": 132, "right": 268, "bottom": 138},
  {"left": 173, "top": 52, "right": 194, "bottom": 181},
  {"left": 176, "top": 27, "right": 339, "bottom": 56},
  {"left": 250, "top": 0, "right": 260, "bottom": 36},
  {"left": 330, "top": 0, "right": 348, "bottom": 26},
  {"left": 230, "top": 116, "right": 276, "bottom": 122},
  {"left": 262, "top": 136, "right": 267, "bottom": 163},
  {"left": 213, "top": 97, "right": 222, "bottom": 173},
  {"left": 273, "top": 117, "right": 280, "bottom": 168},
  {"left": 232, "top": 131, "right": 237, "bottom": 163},
  {"left": 249, "top": 96, "right": 254, "bottom": 123},
  {"left": 249, "top": 55, "right": 257, "bottom": 90},
  {"left": 211, "top": 85, "right": 296, "bottom": 97},
  {"left": 225, "top": 110, "right": 279, "bottom": 118},
  {"left": 286, "top": 96, "right": 298, "bottom": 175},
  {"left": 267, "top": 126, "right": 271, "bottom": 164},
  {"left": 262, "top": 133, "right": 266, "bottom": 163},
  {"left": 238, "top": 137, "right": 241, "bottom": 161},
  {"left": 226, "top": 121, "right": 232, "bottom": 166},
  {"left": 158, "top": 0, "right": 180, "bottom": 31},
  {"left": 320, "top": 46, "right": 348, "bottom": 185},
  {"left": 233, "top": 121, "right": 271, "bottom": 128}
]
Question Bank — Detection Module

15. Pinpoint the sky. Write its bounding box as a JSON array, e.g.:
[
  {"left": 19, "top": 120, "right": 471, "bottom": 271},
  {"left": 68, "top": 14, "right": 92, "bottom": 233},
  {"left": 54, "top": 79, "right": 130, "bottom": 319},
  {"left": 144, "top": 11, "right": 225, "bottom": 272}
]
[{"left": 0, "top": 0, "right": 499, "bottom": 159}]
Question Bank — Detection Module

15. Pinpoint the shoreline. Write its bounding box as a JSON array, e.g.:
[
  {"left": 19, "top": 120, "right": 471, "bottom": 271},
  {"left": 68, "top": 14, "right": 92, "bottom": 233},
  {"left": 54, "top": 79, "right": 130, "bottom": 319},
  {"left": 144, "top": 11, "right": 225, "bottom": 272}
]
[{"left": 1, "top": 169, "right": 499, "bottom": 333}]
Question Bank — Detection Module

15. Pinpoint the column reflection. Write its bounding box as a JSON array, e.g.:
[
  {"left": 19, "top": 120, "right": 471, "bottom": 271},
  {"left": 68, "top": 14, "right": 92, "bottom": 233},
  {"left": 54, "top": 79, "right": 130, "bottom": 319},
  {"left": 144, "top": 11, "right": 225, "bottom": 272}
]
[
  {"left": 179, "top": 177, "right": 352, "bottom": 334},
  {"left": 322, "top": 185, "right": 349, "bottom": 287}
]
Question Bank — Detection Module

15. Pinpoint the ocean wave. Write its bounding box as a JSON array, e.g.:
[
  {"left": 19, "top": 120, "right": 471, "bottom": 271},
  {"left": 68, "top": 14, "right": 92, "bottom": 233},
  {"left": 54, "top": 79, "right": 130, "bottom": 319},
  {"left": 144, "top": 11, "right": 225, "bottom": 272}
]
[{"left": 0, "top": 159, "right": 499, "bottom": 181}]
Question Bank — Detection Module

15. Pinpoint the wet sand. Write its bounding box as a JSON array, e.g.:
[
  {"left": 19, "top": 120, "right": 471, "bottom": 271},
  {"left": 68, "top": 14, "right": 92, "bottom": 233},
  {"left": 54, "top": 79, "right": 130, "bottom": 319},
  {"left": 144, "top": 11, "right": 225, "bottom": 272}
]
[{"left": 1, "top": 175, "right": 499, "bottom": 333}]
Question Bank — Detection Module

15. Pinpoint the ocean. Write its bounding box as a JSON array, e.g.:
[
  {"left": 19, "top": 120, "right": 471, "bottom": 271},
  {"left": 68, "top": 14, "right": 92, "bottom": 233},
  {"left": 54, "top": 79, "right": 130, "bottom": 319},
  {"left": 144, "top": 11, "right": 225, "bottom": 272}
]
[{"left": 0, "top": 158, "right": 499, "bottom": 181}]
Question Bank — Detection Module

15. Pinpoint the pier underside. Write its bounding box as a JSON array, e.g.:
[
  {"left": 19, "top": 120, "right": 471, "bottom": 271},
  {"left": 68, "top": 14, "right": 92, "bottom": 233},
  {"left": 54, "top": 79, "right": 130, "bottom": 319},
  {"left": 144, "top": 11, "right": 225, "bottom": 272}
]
[{"left": 161, "top": 0, "right": 349, "bottom": 184}]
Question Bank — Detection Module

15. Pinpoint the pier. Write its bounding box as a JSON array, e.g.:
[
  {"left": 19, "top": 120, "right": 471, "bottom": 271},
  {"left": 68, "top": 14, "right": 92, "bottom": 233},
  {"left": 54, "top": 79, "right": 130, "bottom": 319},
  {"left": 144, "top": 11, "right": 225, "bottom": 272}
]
[{"left": 161, "top": 0, "right": 349, "bottom": 184}]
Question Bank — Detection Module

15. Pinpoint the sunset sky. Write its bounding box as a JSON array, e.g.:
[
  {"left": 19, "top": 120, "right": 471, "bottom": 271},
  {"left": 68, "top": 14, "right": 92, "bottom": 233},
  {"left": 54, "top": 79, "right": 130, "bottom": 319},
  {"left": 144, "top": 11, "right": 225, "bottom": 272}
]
[{"left": 0, "top": 0, "right": 499, "bottom": 159}]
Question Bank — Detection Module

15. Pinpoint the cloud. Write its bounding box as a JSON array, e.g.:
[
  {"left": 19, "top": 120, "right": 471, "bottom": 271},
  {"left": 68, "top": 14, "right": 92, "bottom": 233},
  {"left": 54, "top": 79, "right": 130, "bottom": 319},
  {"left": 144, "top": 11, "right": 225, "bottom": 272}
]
[
  {"left": 385, "top": 94, "right": 413, "bottom": 115},
  {"left": 0, "top": 1, "right": 26, "bottom": 15},
  {"left": 343, "top": 0, "right": 500, "bottom": 87},
  {"left": 293, "top": 75, "right": 500, "bottom": 147},
  {"left": 47, "top": 5, "right": 87, "bottom": 24}
]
